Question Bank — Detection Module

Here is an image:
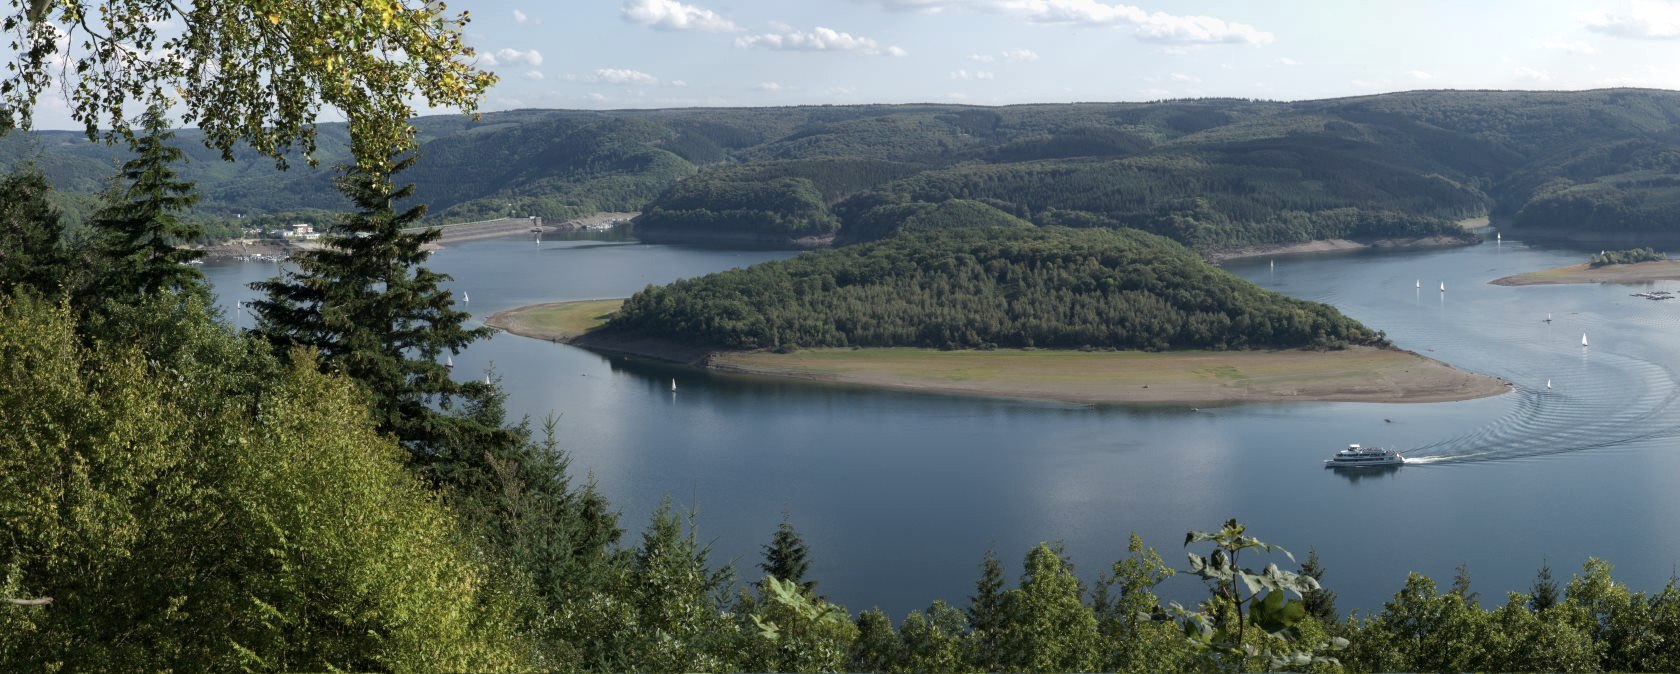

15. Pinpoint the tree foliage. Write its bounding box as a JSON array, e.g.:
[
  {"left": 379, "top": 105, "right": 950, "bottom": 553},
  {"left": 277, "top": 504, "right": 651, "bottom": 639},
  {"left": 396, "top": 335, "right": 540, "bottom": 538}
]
[
  {"left": 1590, "top": 247, "right": 1665, "bottom": 267},
  {"left": 607, "top": 226, "right": 1384, "bottom": 352},
  {"left": 0, "top": 164, "right": 72, "bottom": 296},
  {"left": 0, "top": 294, "right": 525, "bottom": 670},
  {"left": 2, "top": 0, "right": 496, "bottom": 165}
]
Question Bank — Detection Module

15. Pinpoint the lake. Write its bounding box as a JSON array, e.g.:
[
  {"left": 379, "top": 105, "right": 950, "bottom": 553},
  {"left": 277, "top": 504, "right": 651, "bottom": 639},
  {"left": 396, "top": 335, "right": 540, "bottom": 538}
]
[{"left": 203, "top": 232, "right": 1680, "bottom": 619}]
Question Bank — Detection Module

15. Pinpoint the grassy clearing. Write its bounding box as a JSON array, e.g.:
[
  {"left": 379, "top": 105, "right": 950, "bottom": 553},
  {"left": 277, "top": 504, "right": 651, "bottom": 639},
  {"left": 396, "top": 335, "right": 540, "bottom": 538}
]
[
  {"left": 1492, "top": 260, "right": 1680, "bottom": 286},
  {"left": 712, "top": 346, "right": 1508, "bottom": 404},
  {"left": 484, "top": 299, "right": 624, "bottom": 341}
]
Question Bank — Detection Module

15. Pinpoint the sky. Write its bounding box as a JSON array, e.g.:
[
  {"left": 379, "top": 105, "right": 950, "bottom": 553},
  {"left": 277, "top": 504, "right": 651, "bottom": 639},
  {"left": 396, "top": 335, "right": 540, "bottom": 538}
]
[{"left": 23, "top": 0, "right": 1680, "bottom": 127}]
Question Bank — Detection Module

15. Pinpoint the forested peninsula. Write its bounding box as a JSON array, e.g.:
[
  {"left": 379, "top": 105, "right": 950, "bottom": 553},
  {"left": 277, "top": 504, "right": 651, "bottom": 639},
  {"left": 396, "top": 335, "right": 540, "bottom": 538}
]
[
  {"left": 605, "top": 226, "right": 1380, "bottom": 351},
  {"left": 16, "top": 89, "right": 1680, "bottom": 251},
  {"left": 489, "top": 225, "right": 1509, "bottom": 405}
]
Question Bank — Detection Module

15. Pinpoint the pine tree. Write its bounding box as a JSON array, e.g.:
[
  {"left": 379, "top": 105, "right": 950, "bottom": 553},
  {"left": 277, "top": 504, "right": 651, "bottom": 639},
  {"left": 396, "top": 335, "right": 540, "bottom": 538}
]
[
  {"left": 1531, "top": 559, "right": 1559, "bottom": 612},
  {"left": 1300, "top": 546, "right": 1339, "bottom": 622},
  {"left": 968, "top": 547, "right": 1007, "bottom": 670},
  {"left": 760, "top": 510, "right": 815, "bottom": 593},
  {"left": 89, "top": 104, "right": 204, "bottom": 302},
  {"left": 247, "top": 151, "right": 506, "bottom": 456},
  {"left": 0, "top": 165, "right": 73, "bottom": 297}
]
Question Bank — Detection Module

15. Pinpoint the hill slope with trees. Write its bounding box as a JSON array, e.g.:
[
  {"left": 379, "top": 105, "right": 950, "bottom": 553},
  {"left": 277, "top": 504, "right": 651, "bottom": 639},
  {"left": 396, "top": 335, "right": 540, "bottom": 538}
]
[{"left": 14, "top": 89, "right": 1680, "bottom": 248}]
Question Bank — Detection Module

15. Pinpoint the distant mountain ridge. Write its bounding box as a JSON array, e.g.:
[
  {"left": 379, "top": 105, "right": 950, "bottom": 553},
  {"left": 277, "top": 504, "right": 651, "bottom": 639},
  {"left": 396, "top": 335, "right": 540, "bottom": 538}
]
[{"left": 8, "top": 89, "right": 1680, "bottom": 248}]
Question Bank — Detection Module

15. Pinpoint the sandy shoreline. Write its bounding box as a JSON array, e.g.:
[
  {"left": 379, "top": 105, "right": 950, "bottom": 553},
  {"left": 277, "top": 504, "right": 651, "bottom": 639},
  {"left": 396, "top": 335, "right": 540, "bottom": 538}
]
[
  {"left": 487, "top": 299, "right": 1508, "bottom": 406},
  {"left": 1205, "top": 234, "right": 1477, "bottom": 264},
  {"left": 1491, "top": 260, "right": 1680, "bottom": 286}
]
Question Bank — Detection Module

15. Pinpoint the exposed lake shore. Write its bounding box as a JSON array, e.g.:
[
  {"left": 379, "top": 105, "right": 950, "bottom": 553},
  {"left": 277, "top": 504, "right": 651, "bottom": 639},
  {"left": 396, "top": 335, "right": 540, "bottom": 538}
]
[
  {"left": 485, "top": 299, "right": 1510, "bottom": 405},
  {"left": 1491, "top": 260, "right": 1680, "bottom": 286},
  {"left": 1205, "top": 234, "right": 1478, "bottom": 264}
]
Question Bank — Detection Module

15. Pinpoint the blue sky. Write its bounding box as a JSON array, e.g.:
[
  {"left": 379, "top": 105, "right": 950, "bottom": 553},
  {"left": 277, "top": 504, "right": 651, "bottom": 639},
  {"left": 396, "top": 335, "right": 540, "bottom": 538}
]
[
  {"left": 441, "top": 0, "right": 1680, "bottom": 113},
  {"left": 23, "top": 0, "right": 1680, "bottom": 128}
]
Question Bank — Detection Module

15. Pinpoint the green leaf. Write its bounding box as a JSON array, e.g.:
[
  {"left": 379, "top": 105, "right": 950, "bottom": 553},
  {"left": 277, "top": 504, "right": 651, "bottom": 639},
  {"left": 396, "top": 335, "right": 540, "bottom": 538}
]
[{"left": 1250, "top": 589, "right": 1309, "bottom": 634}]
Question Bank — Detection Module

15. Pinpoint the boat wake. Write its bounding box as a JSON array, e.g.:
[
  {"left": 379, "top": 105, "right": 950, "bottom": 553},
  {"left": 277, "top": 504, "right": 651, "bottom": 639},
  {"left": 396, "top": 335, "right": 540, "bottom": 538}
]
[{"left": 1404, "top": 346, "right": 1680, "bottom": 464}]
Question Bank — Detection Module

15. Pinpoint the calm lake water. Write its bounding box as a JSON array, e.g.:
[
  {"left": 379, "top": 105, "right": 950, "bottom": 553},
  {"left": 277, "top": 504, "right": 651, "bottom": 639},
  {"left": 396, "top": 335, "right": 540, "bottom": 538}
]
[{"left": 204, "top": 232, "right": 1680, "bottom": 619}]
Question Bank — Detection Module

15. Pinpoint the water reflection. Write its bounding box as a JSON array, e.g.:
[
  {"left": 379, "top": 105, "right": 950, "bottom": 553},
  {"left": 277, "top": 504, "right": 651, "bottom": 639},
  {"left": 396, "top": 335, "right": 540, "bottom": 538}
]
[{"left": 1324, "top": 464, "right": 1403, "bottom": 484}]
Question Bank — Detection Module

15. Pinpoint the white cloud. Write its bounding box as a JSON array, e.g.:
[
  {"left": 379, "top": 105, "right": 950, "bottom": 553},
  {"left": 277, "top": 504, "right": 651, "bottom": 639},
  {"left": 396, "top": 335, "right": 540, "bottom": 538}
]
[
  {"left": 736, "top": 26, "right": 907, "bottom": 56},
  {"left": 1138, "top": 87, "right": 1172, "bottom": 99},
  {"left": 1513, "top": 66, "right": 1551, "bottom": 81},
  {"left": 591, "top": 68, "right": 660, "bottom": 85},
  {"left": 1276, "top": 57, "right": 1301, "bottom": 66},
  {"left": 757, "top": 82, "right": 785, "bottom": 91},
  {"left": 524, "top": 70, "right": 545, "bottom": 80},
  {"left": 950, "top": 69, "right": 996, "bottom": 80},
  {"left": 1584, "top": 0, "right": 1680, "bottom": 39},
  {"left": 622, "top": 0, "right": 739, "bottom": 32},
  {"left": 968, "top": 48, "right": 1037, "bottom": 64},
  {"left": 887, "top": 45, "right": 909, "bottom": 57},
  {"left": 486, "top": 48, "right": 543, "bottom": 67},
  {"left": 513, "top": 9, "right": 529, "bottom": 23},
  {"left": 1170, "top": 72, "right": 1200, "bottom": 83},
  {"left": 585, "top": 92, "right": 608, "bottom": 102},
  {"left": 860, "top": 0, "right": 1272, "bottom": 44},
  {"left": 1543, "top": 39, "right": 1597, "bottom": 54},
  {"left": 947, "top": 92, "right": 970, "bottom": 100},
  {"left": 1406, "top": 70, "right": 1432, "bottom": 80},
  {"left": 670, "top": 79, "right": 688, "bottom": 87}
]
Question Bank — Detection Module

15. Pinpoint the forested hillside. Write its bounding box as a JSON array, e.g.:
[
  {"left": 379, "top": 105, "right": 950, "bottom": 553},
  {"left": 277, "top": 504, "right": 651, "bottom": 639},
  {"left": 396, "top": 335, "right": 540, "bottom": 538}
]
[
  {"left": 605, "top": 226, "right": 1382, "bottom": 351},
  {"left": 12, "top": 89, "right": 1680, "bottom": 246}
]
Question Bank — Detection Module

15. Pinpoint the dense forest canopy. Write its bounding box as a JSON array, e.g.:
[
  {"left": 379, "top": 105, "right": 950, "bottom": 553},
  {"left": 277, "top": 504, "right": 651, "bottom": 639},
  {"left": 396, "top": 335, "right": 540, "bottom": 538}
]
[
  {"left": 605, "top": 226, "right": 1383, "bottom": 351},
  {"left": 13, "top": 89, "right": 1680, "bottom": 246}
]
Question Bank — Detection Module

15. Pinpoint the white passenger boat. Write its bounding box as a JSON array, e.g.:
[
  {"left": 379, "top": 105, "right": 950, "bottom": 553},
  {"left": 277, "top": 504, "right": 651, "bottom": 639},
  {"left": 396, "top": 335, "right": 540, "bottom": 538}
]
[{"left": 1324, "top": 443, "right": 1405, "bottom": 468}]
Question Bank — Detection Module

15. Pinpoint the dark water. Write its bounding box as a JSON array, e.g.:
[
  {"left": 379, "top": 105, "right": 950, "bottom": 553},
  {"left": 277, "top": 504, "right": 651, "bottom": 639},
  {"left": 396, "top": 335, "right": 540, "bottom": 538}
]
[{"left": 204, "top": 234, "right": 1680, "bottom": 619}]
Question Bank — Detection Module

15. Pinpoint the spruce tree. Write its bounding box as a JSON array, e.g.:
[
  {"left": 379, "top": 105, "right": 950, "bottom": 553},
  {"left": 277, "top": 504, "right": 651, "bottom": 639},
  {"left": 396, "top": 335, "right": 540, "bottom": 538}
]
[
  {"left": 968, "top": 547, "right": 1007, "bottom": 670},
  {"left": 89, "top": 104, "right": 204, "bottom": 302},
  {"left": 1531, "top": 559, "right": 1559, "bottom": 612},
  {"left": 1300, "top": 546, "right": 1339, "bottom": 622},
  {"left": 247, "top": 151, "right": 505, "bottom": 456},
  {"left": 0, "top": 165, "right": 73, "bottom": 297},
  {"left": 760, "top": 510, "right": 815, "bottom": 593}
]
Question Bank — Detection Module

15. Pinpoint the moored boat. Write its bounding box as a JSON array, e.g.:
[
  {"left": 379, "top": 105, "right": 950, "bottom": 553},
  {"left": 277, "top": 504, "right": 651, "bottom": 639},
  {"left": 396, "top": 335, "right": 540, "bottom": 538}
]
[{"left": 1325, "top": 443, "right": 1405, "bottom": 468}]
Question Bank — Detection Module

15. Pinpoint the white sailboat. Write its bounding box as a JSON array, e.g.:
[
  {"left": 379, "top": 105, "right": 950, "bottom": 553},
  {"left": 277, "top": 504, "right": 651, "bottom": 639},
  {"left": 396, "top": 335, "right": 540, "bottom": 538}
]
[
  {"left": 1416, "top": 279, "right": 1421, "bottom": 289},
  {"left": 1440, "top": 281, "right": 1446, "bottom": 292},
  {"left": 670, "top": 378, "right": 678, "bottom": 392},
  {"left": 1546, "top": 379, "right": 1552, "bottom": 390},
  {"left": 1545, "top": 313, "right": 1552, "bottom": 323},
  {"left": 462, "top": 291, "right": 469, "bottom": 304},
  {"left": 1582, "top": 333, "right": 1589, "bottom": 347},
  {"left": 446, "top": 355, "right": 454, "bottom": 368}
]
